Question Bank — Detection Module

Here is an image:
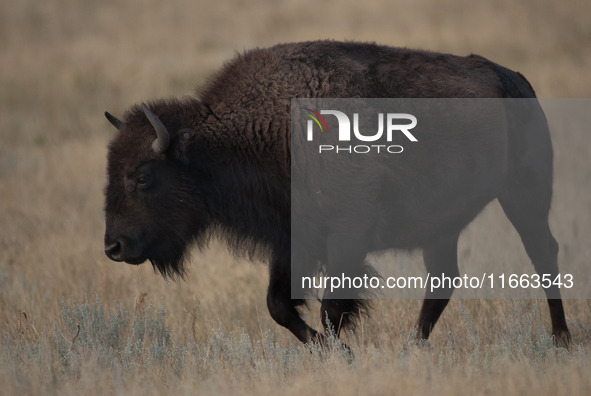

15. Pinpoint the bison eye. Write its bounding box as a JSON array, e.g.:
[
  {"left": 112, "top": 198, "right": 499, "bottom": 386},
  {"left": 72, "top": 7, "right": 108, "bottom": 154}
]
[{"left": 137, "top": 174, "right": 151, "bottom": 186}]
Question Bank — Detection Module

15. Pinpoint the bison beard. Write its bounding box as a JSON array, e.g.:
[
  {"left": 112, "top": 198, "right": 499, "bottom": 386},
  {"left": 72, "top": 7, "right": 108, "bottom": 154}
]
[
  {"left": 147, "top": 237, "right": 190, "bottom": 280},
  {"left": 103, "top": 40, "right": 571, "bottom": 348}
]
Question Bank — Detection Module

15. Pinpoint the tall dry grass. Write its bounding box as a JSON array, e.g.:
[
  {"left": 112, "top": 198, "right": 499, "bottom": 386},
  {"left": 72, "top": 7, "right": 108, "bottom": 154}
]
[{"left": 1, "top": 0, "right": 591, "bottom": 394}]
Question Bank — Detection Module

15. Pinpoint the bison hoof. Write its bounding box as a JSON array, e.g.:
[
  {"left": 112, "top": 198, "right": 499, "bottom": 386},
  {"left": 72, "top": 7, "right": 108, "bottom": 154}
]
[
  {"left": 554, "top": 330, "right": 572, "bottom": 350},
  {"left": 306, "top": 332, "right": 353, "bottom": 362}
]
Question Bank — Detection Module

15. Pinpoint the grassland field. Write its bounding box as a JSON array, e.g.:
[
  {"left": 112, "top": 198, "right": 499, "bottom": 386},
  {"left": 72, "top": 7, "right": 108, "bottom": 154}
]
[{"left": 1, "top": 0, "right": 591, "bottom": 394}]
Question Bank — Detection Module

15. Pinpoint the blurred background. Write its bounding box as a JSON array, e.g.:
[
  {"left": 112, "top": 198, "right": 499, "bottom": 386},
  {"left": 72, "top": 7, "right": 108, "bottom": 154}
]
[{"left": 0, "top": 0, "right": 590, "bottom": 346}]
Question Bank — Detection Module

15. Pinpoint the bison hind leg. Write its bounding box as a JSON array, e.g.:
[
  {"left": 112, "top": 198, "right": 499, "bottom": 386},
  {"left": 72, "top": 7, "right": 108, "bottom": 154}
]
[
  {"left": 498, "top": 100, "right": 570, "bottom": 348},
  {"left": 498, "top": 176, "right": 571, "bottom": 348}
]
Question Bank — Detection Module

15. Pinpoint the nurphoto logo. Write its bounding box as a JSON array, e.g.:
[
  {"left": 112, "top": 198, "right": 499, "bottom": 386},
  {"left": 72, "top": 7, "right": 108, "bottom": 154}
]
[{"left": 304, "top": 109, "right": 418, "bottom": 153}]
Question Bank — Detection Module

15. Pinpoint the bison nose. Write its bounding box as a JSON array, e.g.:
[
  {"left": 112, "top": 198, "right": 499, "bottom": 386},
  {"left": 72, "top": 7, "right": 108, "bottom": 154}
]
[
  {"left": 104, "top": 234, "right": 124, "bottom": 261},
  {"left": 104, "top": 241, "right": 122, "bottom": 261}
]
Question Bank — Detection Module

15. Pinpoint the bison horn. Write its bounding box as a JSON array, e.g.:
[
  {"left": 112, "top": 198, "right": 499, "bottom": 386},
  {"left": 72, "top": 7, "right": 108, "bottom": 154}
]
[
  {"left": 141, "top": 103, "right": 170, "bottom": 154},
  {"left": 104, "top": 112, "right": 124, "bottom": 130}
]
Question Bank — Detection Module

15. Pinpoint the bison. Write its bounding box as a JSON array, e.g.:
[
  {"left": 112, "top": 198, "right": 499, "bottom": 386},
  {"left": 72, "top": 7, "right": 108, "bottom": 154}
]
[{"left": 103, "top": 40, "right": 570, "bottom": 348}]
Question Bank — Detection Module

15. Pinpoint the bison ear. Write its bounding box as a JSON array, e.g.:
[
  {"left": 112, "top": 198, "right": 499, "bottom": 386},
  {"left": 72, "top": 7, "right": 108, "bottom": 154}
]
[{"left": 173, "top": 128, "right": 197, "bottom": 163}]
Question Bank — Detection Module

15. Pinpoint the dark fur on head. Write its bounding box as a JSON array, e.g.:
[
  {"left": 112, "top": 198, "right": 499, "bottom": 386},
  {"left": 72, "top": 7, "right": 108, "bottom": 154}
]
[{"left": 105, "top": 89, "right": 289, "bottom": 280}]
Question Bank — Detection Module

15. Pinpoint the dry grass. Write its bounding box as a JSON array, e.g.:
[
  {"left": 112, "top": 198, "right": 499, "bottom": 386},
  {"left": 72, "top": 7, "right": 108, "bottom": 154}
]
[{"left": 1, "top": 0, "right": 591, "bottom": 394}]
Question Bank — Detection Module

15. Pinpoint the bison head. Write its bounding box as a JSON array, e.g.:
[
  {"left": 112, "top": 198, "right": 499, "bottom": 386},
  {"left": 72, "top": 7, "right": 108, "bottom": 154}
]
[{"left": 103, "top": 101, "right": 210, "bottom": 278}]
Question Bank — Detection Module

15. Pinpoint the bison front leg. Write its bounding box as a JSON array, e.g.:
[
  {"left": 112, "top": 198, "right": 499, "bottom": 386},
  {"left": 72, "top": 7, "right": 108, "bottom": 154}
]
[
  {"left": 267, "top": 255, "right": 319, "bottom": 344},
  {"left": 417, "top": 233, "right": 460, "bottom": 340},
  {"left": 320, "top": 233, "right": 375, "bottom": 339}
]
